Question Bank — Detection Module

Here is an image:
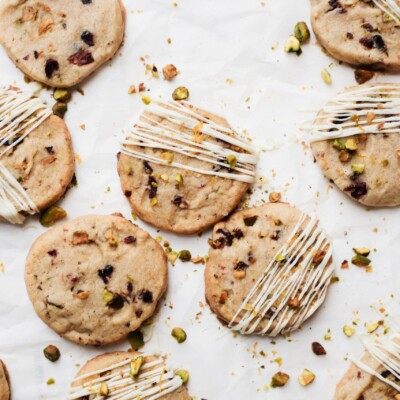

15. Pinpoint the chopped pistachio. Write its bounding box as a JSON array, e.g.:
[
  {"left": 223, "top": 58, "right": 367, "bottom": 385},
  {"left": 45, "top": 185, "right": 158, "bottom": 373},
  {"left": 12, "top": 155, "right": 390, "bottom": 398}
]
[
  {"left": 298, "top": 369, "right": 316, "bottom": 386},
  {"left": 179, "top": 250, "right": 192, "bottom": 262},
  {"left": 175, "top": 173, "right": 183, "bottom": 183},
  {"left": 167, "top": 251, "right": 179, "bottom": 265},
  {"left": 99, "top": 382, "right": 109, "bottom": 396},
  {"left": 321, "top": 68, "right": 332, "bottom": 85},
  {"left": 333, "top": 139, "right": 346, "bottom": 150},
  {"left": 176, "top": 370, "right": 189, "bottom": 384},
  {"left": 52, "top": 102, "right": 68, "bottom": 118},
  {"left": 233, "top": 270, "right": 246, "bottom": 280},
  {"left": 171, "top": 327, "right": 187, "bottom": 343},
  {"left": 46, "top": 378, "right": 55, "bottom": 385},
  {"left": 269, "top": 192, "right": 281, "bottom": 203},
  {"left": 43, "top": 345, "right": 60, "bottom": 362},
  {"left": 160, "top": 174, "right": 169, "bottom": 181},
  {"left": 343, "top": 325, "right": 356, "bottom": 337},
  {"left": 294, "top": 22, "right": 310, "bottom": 43},
  {"left": 160, "top": 151, "right": 174, "bottom": 163},
  {"left": 226, "top": 154, "right": 237, "bottom": 169},
  {"left": 271, "top": 371, "right": 290, "bottom": 388},
  {"left": 345, "top": 138, "right": 358, "bottom": 151},
  {"left": 351, "top": 254, "right": 371, "bottom": 267},
  {"left": 353, "top": 248, "right": 370, "bottom": 256},
  {"left": 284, "top": 35, "right": 301, "bottom": 52},
  {"left": 162, "top": 64, "right": 178, "bottom": 80},
  {"left": 150, "top": 197, "right": 158, "bottom": 207},
  {"left": 39, "top": 206, "right": 67, "bottom": 227},
  {"left": 53, "top": 88, "right": 71, "bottom": 102},
  {"left": 351, "top": 163, "right": 365, "bottom": 174},
  {"left": 127, "top": 330, "right": 144, "bottom": 350},
  {"left": 275, "top": 253, "right": 286, "bottom": 262},
  {"left": 102, "top": 289, "right": 114, "bottom": 304},
  {"left": 141, "top": 95, "right": 152, "bottom": 105},
  {"left": 354, "top": 69, "right": 374, "bottom": 85},
  {"left": 130, "top": 356, "right": 144, "bottom": 378},
  {"left": 172, "top": 86, "right": 189, "bottom": 100},
  {"left": 367, "top": 322, "right": 380, "bottom": 334}
]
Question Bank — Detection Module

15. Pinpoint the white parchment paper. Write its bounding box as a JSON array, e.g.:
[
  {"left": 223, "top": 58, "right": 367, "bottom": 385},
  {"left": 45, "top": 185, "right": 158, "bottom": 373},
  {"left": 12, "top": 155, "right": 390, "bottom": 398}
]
[{"left": 0, "top": 0, "right": 399, "bottom": 399}]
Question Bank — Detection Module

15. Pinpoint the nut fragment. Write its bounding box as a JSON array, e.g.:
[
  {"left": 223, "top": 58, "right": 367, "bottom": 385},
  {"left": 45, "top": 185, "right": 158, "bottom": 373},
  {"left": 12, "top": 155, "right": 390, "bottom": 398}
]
[
  {"left": 271, "top": 371, "right": 290, "bottom": 388},
  {"left": 269, "top": 192, "right": 281, "bottom": 203},
  {"left": 354, "top": 69, "right": 374, "bottom": 85},
  {"left": 298, "top": 369, "right": 316, "bottom": 386},
  {"left": 39, "top": 206, "right": 67, "bottom": 227},
  {"left": 179, "top": 250, "right": 192, "bottom": 262},
  {"left": 284, "top": 35, "right": 301, "bottom": 52},
  {"left": 294, "top": 22, "right": 310, "bottom": 43},
  {"left": 52, "top": 102, "right": 68, "bottom": 118},
  {"left": 219, "top": 290, "right": 228, "bottom": 304},
  {"left": 345, "top": 138, "right": 358, "bottom": 151},
  {"left": 312, "top": 342, "right": 326, "bottom": 356},
  {"left": 351, "top": 163, "right": 365, "bottom": 175},
  {"left": 226, "top": 154, "right": 237, "bottom": 169},
  {"left": 162, "top": 64, "right": 178, "bottom": 80},
  {"left": 233, "top": 270, "right": 246, "bottom": 280},
  {"left": 171, "top": 327, "right": 187, "bottom": 343},
  {"left": 130, "top": 356, "right": 144, "bottom": 378},
  {"left": 351, "top": 254, "right": 371, "bottom": 267},
  {"left": 176, "top": 370, "right": 189, "bottom": 384},
  {"left": 288, "top": 298, "right": 300, "bottom": 308},
  {"left": 172, "top": 86, "right": 189, "bottom": 100},
  {"left": 321, "top": 68, "right": 332, "bottom": 85},
  {"left": 43, "top": 345, "right": 60, "bottom": 362},
  {"left": 99, "top": 382, "right": 109, "bottom": 396},
  {"left": 343, "top": 325, "right": 356, "bottom": 337},
  {"left": 72, "top": 231, "right": 89, "bottom": 245},
  {"left": 76, "top": 291, "right": 89, "bottom": 300},
  {"left": 53, "top": 88, "right": 71, "bottom": 102},
  {"left": 353, "top": 248, "right": 370, "bottom": 256}
]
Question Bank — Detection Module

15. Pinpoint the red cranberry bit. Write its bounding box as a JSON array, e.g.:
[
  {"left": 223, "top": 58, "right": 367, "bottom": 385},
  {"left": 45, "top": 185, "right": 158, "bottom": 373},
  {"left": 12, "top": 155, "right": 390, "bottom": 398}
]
[
  {"left": 98, "top": 265, "right": 114, "bottom": 284},
  {"left": 344, "top": 182, "right": 368, "bottom": 199},
  {"left": 67, "top": 49, "right": 94, "bottom": 66},
  {"left": 124, "top": 190, "right": 132, "bottom": 198},
  {"left": 81, "top": 31, "right": 94, "bottom": 47},
  {"left": 359, "top": 37, "right": 374, "bottom": 49},
  {"left": 45, "top": 59, "right": 59, "bottom": 78},
  {"left": 123, "top": 236, "right": 136, "bottom": 244},
  {"left": 47, "top": 249, "right": 58, "bottom": 257},
  {"left": 81, "top": 0, "right": 92, "bottom": 4}
]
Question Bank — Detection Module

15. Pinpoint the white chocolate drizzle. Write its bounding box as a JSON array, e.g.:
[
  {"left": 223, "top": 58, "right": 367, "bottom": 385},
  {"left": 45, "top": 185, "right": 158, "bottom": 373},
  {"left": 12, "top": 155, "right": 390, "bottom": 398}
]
[
  {"left": 373, "top": 0, "right": 400, "bottom": 22},
  {"left": 229, "top": 214, "right": 334, "bottom": 336},
  {"left": 0, "top": 87, "right": 51, "bottom": 223},
  {"left": 120, "top": 100, "right": 259, "bottom": 183},
  {"left": 68, "top": 354, "right": 183, "bottom": 400},
  {"left": 350, "top": 332, "right": 400, "bottom": 392},
  {"left": 307, "top": 84, "right": 400, "bottom": 142}
]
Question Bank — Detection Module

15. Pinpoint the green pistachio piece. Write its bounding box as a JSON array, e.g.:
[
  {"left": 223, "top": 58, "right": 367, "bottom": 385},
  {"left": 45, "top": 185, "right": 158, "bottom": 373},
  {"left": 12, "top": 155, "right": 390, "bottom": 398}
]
[
  {"left": 179, "top": 250, "right": 192, "bottom": 262},
  {"left": 46, "top": 378, "right": 55, "bottom": 385},
  {"left": 353, "top": 247, "right": 370, "bottom": 256},
  {"left": 271, "top": 371, "right": 290, "bottom": 388},
  {"left": 351, "top": 163, "right": 365, "bottom": 174},
  {"left": 298, "top": 369, "right": 316, "bottom": 386},
  {"left": 343, "top": 325, "right": 356, "bottom": 337},
  {"left": 39, "top": 206, "right": 67, "bottom": 227},
  {"left": 351, "top": 254, "right": 371, "bottom": 267},
  {"left": 43, "top": 345, "right": 60, "bottom": 362},
  {"left": 226, "top": 154, "right": 237, "bottom": 169},
  {"left": 53, "top": 88, "right": 71, "bottom": 102},
  {"left": 284, "top": 35, "right": 301, "bottom": 52},
  {"left": 175, "top": 173, "right": 183, "bottom": 183},
  {"left": 171, "top": 327, "right": 187, "bottom": 343},
  {"left": 172, "top": 87, "right": 189, "bottom": 101},
  {"left": 321, "top": 68, "right": 332, "bottom": 85},
  {"left": 275, "top": 253, "right": 286, "bottom": 262},
  {"left": 99, "top": 382, "right": 109, "bottom": 396},
  {"left": 294, "top": 22, "right": 310, "bottom": 43},
  {"left": 345, "top": 138, "right": 358, "bottom": 151},
  {"left": 333, "top": 139, "right": 346, "bottom": 150},
  {"left": 130, "top": 356, "right": 144, "bottom": 379},
  {"left": 52, "top": 102, "right": 68, "bottom": 118},
  {"left": 176, "top": 370, "right": 190, "bottom": 384}
]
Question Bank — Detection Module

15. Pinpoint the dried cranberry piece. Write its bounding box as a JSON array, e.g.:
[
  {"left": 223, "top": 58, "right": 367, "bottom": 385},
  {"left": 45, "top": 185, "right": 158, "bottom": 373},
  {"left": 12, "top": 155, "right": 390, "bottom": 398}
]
[
  {"left": 143, "top": 161, "right": 153, "bottom": 174},
  {"left": 48, "top": 249, "right": 58, "bottom": 257},
  {"left": 148, "top": 176, "right": 157, "bottom": 199},
  {"left": 107, "top": 293, "right": 124, "bottom": 309},
  {"left": 234, "top": 261, "right": 249, "bottom": 271},
  {"left": 98, "top": 265, "right": 114, "bottom": 284},
  {"left": 124, "top": 190, "right": 132, "bottom": 198},
  {"left": 45, "top": 59, "right": 59, "bottom": 78},
  {"left": 81, "top": 31, "right": 94, "bottom": 47},
  {"left": 216, "top": 229, "right": 234, "bottom": 247},
  {"left": 359, "top": 37, "right": 374, "bottom": 49},
  {"left": 139, "top": 290, "right": 153, "bottom": 303},
  {"left": 67, "top": 48, "right": 94, "bottom": 66},
  {"left": 344, "top": 182, "right": 368, "bottom": 199},
  {"left": 243, "top": 216, "right": 257, "bottom": 226},
  {"left": 123, "top": 236, "right": 136, "bottom": 244},
  {"left": 346, "top": 32, "right": 354, "bottom": 40},
  {"left": 233, "top": 228, "right": 243, "bottom": 239},
  {"left": 81, "top": 0, "right": 92, "bottom": 4},
  {"left": 361, "top": 23, "right": 374, "bottom": 32},
  {"left": 45, "top": 146, "right": 54, "bottom": 154},
  {"left": 372, "top": 35, "right": 387, "bottom": 54}
]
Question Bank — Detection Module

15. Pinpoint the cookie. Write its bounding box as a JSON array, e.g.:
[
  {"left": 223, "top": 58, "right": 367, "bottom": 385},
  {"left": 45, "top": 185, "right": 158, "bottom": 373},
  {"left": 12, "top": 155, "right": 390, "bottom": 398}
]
[
  {"left": 0, "top": 360, "right": 10, "bottom": 400},
  {"left": 333, "top": 332, "right": 400, "bottom": 399},
  {"left": 25, "top": 214, "right": 168, "bottom": 345},
  {"left": 68, "top": 351, "right": 190, "bottom": 400},
  {"left": 0, "top": 0, "right": 125, "bottom": 87},
  {"left": 118, "top": 100, "right": 259, "bottom": 234},
  {"left": 0, "top": 86, "right": 74, "bottom": 224},
  {"left": 309, "top": 83, "right": 400, "bottom": 207},
  {"left": 310, "top": 0, "right": 400, "bottom": 71},
  {"left": 205, "top": 202, "right": 334, "bottom": 337}
]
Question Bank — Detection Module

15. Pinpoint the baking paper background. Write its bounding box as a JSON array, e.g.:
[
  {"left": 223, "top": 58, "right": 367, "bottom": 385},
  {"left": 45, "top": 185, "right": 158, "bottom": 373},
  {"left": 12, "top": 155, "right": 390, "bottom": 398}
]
[{"left": 0, "top": 0, "right": 399, "bottom": 399}]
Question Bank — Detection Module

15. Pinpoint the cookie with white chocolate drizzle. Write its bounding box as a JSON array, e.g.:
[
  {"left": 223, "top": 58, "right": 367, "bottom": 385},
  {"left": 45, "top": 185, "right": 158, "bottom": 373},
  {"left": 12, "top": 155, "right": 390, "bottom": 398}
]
[
  {"left": 205, "top": 202, "right": 334, "bottom": 336},
  {"left": 333, "top": 330, "right": 400, "bottom": 399},
  {"left": 118, "top": 100, "right": 259, "bottom": 234},
  {"left": 0, "top": 86, "right": 74, "bottom": 224},
  {"left": 0, "top": 359, "right": 10, "bottom": 400},
  {"left": 69, "top": 351, "right": 190, "bottom": 400},
  {"left": 309, "top": 83, "right": 400, "bottom": 207}
]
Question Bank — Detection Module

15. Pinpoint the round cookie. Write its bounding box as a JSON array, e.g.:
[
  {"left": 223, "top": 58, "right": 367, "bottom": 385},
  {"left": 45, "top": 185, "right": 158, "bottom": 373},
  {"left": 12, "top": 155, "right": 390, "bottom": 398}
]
[
  {"left": 205, "top": 202, "right": 334, "bottom": 337},
  {"left": 310, "top": 83, "right": 400, "bottom": 207},
  {"left": 118, "top": 100, "right": 258, "bottom": 234},
  {"left": 0, "top": 0, "right": 126, "bottom": 87},
  {"left": 0, "top": 360, "right": 10, "bottom": 400},
  {"left": 69, "top": 351, "right": 191, "bottom": 400},
  {"left": 310, "top": 0, "right": 400, "bottom": 71},
  {"left": 0, "top": 87, "right": 74, "bottom": 224},
  {"left": 25, "top": 214, "right": 168, "bottom": 346}
]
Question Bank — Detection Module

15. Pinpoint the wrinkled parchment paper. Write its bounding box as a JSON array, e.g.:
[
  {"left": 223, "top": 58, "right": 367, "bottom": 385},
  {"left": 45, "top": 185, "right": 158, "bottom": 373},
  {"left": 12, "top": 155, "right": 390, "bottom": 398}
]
[{"left": 0, "top": 0, "right": 399, "bottom": 399}]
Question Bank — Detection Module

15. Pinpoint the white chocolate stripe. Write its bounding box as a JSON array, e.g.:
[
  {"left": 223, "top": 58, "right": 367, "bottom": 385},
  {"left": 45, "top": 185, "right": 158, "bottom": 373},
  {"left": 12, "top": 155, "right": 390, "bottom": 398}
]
[
  {"left": 373, "top": 0, "right": 400, "bottom": 21},
  {"left": 350, "top": 332, "right": 400, "bottom": 392},
  {"left": 229, "top": 214, "right": 334, "bottom": 336},
  {"left": 307, "top": 85, "right": 400, "bottom": 142},
  {"left": 0, "top": 88, "right": 51, "bottom": 224},
  {"left": 120, "top": 99, "right": 258, "bottom": 183},
  {"left": 68, "top": 354, "right": 183, "bottom": 400}
]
